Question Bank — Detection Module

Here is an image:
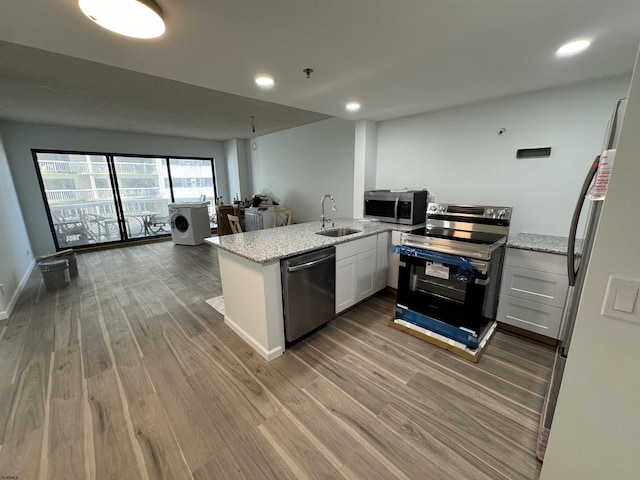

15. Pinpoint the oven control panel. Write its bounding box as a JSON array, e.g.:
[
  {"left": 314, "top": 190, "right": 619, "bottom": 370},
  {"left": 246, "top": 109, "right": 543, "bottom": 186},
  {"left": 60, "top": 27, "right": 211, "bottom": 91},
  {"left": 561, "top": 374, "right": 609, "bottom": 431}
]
[{"left": 427, "top": 203, "right": 512, "bottom": 223}]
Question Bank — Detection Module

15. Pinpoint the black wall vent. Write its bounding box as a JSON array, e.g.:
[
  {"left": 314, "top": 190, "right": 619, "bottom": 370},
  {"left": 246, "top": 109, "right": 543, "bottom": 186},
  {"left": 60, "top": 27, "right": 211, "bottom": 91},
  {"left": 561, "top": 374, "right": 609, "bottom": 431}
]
[{"left": 516, "top": 147, "right": 552, "bottom": 159}]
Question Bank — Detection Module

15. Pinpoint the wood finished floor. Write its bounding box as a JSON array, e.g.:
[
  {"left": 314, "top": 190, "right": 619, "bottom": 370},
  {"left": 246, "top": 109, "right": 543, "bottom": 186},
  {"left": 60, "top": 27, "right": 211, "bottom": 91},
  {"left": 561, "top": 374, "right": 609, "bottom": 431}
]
[{"left": 0, "top": 241, "right": 554, "bottom": 479}]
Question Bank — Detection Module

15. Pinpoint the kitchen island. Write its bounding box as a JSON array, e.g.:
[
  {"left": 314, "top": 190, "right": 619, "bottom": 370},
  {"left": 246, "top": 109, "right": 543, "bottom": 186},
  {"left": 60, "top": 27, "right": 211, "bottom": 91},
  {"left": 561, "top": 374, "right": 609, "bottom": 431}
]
[{"left": 205, "top": 218, "right": 415, "bottom": 360}]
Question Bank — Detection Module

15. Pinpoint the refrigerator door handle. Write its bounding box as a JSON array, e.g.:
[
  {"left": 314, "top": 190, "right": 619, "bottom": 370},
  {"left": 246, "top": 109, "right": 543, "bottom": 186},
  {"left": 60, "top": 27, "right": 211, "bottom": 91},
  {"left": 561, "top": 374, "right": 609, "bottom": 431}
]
[{"left": 567, "top": 155, "right": 600, "bottom": 286}]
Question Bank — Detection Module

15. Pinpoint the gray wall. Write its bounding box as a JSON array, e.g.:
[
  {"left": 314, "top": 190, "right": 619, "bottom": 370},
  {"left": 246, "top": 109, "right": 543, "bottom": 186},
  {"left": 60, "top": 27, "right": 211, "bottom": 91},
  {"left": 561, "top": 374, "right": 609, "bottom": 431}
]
[
  {"left": 0, "top": 134, "right": 33, "bottom": 318},
  {"left": 375, "top": 74, "right": 631, "bottom": 237},
  {"left": 541, "top": 54, "right": 639, "bottom": 479},
  {"left": 0, "top": 121, "right": 226, "bottom": 255},
  {"left": 247, "top": 118, "right": 355, "bottom": 223}
]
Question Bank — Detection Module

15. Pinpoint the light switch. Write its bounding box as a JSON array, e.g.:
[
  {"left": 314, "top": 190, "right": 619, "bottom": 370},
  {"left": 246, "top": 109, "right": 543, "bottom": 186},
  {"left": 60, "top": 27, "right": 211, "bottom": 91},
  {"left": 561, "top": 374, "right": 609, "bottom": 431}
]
[
  {"left": 602, "top": 276, "right": 640, "bottom": 324},
  {"left": 613, "top": 285, "right": 638, "bottom": 313}
]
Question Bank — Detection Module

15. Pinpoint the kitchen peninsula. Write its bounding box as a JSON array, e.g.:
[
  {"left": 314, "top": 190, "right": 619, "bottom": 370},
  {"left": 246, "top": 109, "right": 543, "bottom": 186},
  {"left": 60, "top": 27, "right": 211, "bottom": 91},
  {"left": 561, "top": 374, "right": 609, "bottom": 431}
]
[{"left": 205, "top": 218, "right": 414, "bottom": 360}]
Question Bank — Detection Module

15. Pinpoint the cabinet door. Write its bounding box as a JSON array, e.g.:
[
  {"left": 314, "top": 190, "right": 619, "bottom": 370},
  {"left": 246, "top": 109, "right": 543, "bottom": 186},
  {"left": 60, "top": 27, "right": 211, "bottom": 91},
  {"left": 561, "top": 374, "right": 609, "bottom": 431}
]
[
  {"left": 376, "top": 231, "right": 389, "bottom": 291},
  {"left": 356, "top": 249, "right": 376, "bottom": 302},
  {"left": 336, "top": 256, "right": 357, "bottom": 313}
]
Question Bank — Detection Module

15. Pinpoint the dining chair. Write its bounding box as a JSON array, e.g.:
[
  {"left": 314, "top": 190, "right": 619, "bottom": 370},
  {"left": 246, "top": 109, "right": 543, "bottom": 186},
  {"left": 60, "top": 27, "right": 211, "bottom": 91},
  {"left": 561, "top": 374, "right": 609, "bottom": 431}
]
[
  {"left": 227, "top": 214, "right": 243, "bottom": 234},
  {"left": 147, "top": 213, "right": 170, "bottom": 234},
  {"left": 54, "top": 211, "right": 89, "bottom": 246},
  {"left": 275, "top": 208, "right": 292, "bottom": 227},
  {"left": 80, "top": 212, "right": 105, "bottom": 241}
]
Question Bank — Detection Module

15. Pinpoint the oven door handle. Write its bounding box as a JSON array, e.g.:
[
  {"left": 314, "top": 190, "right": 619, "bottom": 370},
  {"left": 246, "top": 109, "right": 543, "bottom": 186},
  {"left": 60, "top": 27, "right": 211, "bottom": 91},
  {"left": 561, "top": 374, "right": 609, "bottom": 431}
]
[
  {"left": 392, "top": 244, "right": 488, "bottom": 271},
  {"left": 391, "top": 245, "right": 489, "bottom": 273},
  {"left": 394, "top": 197, "right": 400, "bottom": 222}
]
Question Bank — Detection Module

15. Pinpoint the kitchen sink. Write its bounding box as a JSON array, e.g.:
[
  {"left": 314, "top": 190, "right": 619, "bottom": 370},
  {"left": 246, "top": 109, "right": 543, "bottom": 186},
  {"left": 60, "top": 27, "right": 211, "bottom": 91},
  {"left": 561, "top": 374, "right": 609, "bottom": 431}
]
[{"left": 315, "top": 228, "right": 361, "bottom": 237}]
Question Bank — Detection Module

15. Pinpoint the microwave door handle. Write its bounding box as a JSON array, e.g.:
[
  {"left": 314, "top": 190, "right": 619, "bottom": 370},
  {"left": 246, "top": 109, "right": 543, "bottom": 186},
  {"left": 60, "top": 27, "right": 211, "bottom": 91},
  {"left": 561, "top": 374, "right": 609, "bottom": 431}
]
[{"left": 394, "top": 197, "right": 399, "bottom": 221}]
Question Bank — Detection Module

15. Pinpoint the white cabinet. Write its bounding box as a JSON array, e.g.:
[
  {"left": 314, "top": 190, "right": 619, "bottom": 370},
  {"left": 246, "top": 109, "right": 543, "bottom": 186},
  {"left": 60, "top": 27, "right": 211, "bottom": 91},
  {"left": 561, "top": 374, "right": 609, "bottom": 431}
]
[
  {"left": 335, "top": 233, "right": 388, "bottom": 314},
  {"left": 497, "top": 248, "right": 568, "bottom": 339},
  {"left": 356, "top": 248, "right": 376, "bottom": 302},
  {"left": 336, "top": 256, "right": 357, "bottom": 312},
  {"left": 387, "top": 230, "right": 402, "bottom": 289}
]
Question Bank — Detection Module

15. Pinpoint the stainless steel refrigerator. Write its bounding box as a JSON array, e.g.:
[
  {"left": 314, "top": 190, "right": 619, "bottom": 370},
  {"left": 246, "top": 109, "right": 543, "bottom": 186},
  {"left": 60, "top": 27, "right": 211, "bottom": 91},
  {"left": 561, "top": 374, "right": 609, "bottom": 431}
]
[{"left": 537, "top": 98, "right": 628, "bottom": 461}]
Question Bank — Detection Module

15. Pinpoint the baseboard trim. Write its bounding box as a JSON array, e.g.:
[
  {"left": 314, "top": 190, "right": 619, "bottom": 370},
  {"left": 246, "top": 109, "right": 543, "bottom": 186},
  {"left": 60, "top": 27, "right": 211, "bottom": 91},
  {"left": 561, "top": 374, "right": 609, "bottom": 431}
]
[
  {"left": 223, "top": 314, "right": 283, "bottom": 361},
  {"left": 498, "top": 322, "right": 558, "bottom": 346},
  {"left": 0, "top": 259, "right": 35, "bottom": 320}
]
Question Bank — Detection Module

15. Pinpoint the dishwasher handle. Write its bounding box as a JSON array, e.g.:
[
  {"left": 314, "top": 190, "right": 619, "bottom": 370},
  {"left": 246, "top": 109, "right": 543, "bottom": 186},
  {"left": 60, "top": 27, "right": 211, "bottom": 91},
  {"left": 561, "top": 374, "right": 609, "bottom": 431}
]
[{"left": 286, "top": 253, "right": 336, "bottom": 272}]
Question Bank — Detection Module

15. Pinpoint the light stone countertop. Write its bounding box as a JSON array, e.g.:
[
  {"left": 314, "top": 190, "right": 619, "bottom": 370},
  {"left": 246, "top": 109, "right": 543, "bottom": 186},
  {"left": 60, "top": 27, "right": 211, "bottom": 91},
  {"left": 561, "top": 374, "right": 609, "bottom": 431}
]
[
  {"left": 507, "top": 232, "right": 583, "bottom": 256},
  {"left": 205, "top": 218, "right": 420, "bottom": 264}
]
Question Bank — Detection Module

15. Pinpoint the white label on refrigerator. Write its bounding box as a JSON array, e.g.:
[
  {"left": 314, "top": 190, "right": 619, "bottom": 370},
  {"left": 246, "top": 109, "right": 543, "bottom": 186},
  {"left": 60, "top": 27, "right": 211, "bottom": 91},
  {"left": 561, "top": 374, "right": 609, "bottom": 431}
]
[
  {"left": 587, "top": 149, "right": 616, "bottom": 201},
  {"left": 425, "top": 262, "right": 449, "bottom": 279}
]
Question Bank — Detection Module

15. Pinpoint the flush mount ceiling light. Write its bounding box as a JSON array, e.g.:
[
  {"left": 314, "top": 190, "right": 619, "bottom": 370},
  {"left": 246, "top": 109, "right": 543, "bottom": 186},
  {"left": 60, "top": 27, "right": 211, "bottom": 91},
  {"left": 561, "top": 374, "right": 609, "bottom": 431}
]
[
  {"left": 556, "top": 39, "right": 591, "bottom": 57},
  {"left": 78, "top": 0, "right": 166, "bottom": 39},
  {"left": 255, "top": 76, "right": 275, "bottom": 88},
  {"left": 346, "top": 102, "right": 361, "bottom": 112}
]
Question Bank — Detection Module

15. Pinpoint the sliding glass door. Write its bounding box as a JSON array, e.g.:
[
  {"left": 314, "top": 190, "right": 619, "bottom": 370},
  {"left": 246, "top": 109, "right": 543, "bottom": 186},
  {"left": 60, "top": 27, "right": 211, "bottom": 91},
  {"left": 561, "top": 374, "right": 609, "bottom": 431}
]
[
  {"left": 36, "top": 152, "right": 124, "bottom": 248},
  {"left": 113, "top": 156, "right": 172, "bottom": 239},
  {"left": 34, "top": 150, "right": 216, "bottom": 250}
]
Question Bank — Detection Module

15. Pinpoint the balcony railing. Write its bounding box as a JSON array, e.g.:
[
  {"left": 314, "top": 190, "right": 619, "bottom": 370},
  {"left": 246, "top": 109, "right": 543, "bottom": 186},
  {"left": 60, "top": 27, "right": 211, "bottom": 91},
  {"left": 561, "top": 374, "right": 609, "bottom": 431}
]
[
  {"left": 46, "top": 187, "right": 161, "bottom": 202},
  {"left": 38, "top": 159, "right": 159, "bottom": 175}
]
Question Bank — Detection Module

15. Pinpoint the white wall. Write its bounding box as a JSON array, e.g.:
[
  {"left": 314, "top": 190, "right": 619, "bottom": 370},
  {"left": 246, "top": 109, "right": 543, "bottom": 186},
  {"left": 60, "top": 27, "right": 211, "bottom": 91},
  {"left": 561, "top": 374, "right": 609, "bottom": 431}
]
[
  {"left": 0, "top": 134, "right": 34, "bottom": 319},
  {"left": 248, "top": 118, "right": 355, "bottom": 223},
  {"left": 0, "top": 121, "right": 226, "bottom": 255},
  {"left": 376, "top": 74, "right": 631, "bottom": 237},
  {"left": 540, "top": 53, "right": 640, "bottom": 478}
]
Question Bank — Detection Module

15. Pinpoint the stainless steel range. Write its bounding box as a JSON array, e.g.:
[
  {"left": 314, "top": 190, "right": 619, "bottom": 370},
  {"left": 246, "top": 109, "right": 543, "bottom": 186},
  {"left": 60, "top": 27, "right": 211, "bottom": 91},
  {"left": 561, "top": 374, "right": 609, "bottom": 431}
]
[{"left": 394, "top": 203, "right": 512, "bottom": 349}]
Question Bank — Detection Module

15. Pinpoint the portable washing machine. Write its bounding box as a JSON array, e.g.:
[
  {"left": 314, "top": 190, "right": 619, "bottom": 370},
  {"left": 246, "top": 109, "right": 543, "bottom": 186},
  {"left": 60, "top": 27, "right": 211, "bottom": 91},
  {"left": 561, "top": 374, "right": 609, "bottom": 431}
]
[{"left": 168, "top": 202, "right": 211, "bottom": 245}]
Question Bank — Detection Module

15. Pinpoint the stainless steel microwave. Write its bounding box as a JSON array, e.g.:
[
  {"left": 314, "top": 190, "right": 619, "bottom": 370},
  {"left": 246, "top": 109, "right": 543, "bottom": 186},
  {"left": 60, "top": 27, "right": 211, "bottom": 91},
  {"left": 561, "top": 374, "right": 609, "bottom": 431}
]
[{"left": 364, "top": 190, "right": 428, "bottom": 225}]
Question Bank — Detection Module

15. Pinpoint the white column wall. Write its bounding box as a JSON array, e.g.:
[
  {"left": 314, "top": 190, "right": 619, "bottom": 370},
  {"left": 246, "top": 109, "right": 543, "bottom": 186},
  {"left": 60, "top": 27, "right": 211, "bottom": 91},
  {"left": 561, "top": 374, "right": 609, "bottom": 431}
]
[
  {"left": 224, "top": 139, "right": 241, "bottom": 204},
  {"left": 353, "top": 120, "right": 378, "bottom": 218}
]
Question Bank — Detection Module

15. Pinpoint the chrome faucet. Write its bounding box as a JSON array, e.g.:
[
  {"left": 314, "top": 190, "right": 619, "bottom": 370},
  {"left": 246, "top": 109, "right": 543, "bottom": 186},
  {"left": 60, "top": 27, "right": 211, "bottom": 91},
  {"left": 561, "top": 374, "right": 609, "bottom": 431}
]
[{"left": 320, "top": 194, "right": 336, "bottom": 229}]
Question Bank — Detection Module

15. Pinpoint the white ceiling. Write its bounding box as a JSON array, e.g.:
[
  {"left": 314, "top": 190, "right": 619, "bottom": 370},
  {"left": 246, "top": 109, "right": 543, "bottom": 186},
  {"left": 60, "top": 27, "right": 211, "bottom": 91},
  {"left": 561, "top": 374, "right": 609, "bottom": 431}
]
[{"left": 1, "top": 0, "right": 639, "bottom": 140}]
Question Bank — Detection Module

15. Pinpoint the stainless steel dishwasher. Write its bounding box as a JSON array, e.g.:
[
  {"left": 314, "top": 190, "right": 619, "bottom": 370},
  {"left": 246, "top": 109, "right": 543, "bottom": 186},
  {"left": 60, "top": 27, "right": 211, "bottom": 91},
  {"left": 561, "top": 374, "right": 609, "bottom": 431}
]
[{"left": 281, "top": 246, "right": 336, "bottom": 342}]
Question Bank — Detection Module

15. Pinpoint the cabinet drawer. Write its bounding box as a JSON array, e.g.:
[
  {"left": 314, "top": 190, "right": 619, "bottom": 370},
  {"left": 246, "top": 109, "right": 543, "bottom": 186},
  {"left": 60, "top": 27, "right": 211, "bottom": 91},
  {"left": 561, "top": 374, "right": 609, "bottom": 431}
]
[
  {"left": 497, "top": 294, "right": 563, "bottom": 339},
  {"left": 335, "top": 234, "right": 377, "bottom": 260},
  {"left": 505, "top": 248, "right": 567, "bottom": 275},
  {"left": 501, "top": 265, "right": 568, "bottom": 308}
]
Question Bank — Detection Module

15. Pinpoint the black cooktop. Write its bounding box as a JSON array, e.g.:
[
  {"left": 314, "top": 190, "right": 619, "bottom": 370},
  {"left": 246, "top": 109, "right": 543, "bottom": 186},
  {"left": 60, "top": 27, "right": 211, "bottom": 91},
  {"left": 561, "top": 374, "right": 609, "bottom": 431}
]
[{"left": 409, "top": 227, "right": 505, "bottom": 245}]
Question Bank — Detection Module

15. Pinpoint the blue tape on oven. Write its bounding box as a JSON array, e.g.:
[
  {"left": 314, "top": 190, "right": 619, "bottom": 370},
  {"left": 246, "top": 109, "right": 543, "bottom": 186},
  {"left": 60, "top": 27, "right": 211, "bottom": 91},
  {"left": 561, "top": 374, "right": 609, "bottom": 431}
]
[
  {"left": 394, "top": 305, "right": 481, "bottom": 349},
  {"left": 391, "top": 245, "right": 475, "bottom": 283}
]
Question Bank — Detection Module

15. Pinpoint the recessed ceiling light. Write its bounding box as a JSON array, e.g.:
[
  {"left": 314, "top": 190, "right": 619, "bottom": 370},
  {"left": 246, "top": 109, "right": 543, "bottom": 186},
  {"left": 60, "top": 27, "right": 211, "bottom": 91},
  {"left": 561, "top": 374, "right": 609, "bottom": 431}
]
[
  {"left": 255, "top": 76, "right": 275, "bottom": 88},
  {"left": 346, "top": 102, "right": 361, "bottom": 112},
  {"left": 78, "top": 0, "right": 166, "bottom": 39},
  {"left": 556, "top": 39, "right": 591, "bottom": 57}
]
